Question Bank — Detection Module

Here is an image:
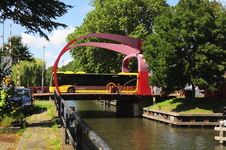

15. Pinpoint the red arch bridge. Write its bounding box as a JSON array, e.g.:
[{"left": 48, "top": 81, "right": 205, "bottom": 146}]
[{"left": 28, "top": 33, "right": 179, "bottom": 116}]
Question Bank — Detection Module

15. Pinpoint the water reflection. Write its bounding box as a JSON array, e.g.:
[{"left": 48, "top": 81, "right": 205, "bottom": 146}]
[{"left": 65, "top": 100, "right": 226, "bottom": 150}]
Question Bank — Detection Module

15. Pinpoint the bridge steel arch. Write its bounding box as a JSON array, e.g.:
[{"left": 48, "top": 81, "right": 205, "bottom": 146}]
[
  {"left": 75, "top": 33, "right": 144, "bottom": 51},
  {"left": 122, "top": 53, "right": 150, "bottom": 95},
  {"left": 69, "top": 42, "right": 140, "bottom": 55},
  {"left": 53, "top": 33, "right": 151, "bottom": 95}
]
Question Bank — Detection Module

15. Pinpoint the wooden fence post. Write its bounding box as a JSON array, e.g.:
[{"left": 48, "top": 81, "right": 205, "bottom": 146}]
[{"left": 215, "top": 121, "right": 226, "bottom": 144}]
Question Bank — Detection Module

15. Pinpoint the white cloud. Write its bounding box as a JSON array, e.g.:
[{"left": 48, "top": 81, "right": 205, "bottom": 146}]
[
  {"left": 21, "top": 33, "right": 49, "bottom": 47},
  {"left": 21, "top": 27, "right": 75, "bottom": 70},
  {"left": 21, "top": 26, "right": 75, "bottom": 48},
  {"left": 45, "top": 51, "right": 58, "bottom": 59},
  {"left": 48, "top": 26, "right": 75, "bottom": 48}
]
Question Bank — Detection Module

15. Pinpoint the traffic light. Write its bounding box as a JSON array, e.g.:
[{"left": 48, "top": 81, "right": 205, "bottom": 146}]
[{"left": 223, "top": 106, "right": 226, "bottom": 120}]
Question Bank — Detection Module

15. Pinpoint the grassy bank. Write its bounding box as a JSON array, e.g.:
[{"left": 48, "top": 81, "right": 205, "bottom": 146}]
[
  {"left": 148, "top": 98, "right": 226, "bottom": 113},
  {"left": 0, "top": 100, "right": 61, "bottom": 149},
  {"left": 0, "top": 116, "right": 21, "bottom": 128}
]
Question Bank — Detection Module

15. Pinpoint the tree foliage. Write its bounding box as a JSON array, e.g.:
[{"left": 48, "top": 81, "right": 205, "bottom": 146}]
[
  {"left": 4, "top": 36, "right": 33, "bottom": 65},
  {"left": 0, "top": 0, "right": 72, "bottom": 120},
  {"left": 57, "top": 61, "right": 77, "bottom": 72},
  {"left": 0, "top": 86, "right": 23, "bottom": 119},
  {"left": 45, "top": 61, "right": 77, "bottom": 86},
  {"left": 67, "top": 0, "right": 169, "bottom": 73},
  {"left": 0, "top": 0, "right": 73, "bottom": 40},
  {"left": 11, "top": 58, "right": 45, "bottom": 87},
  {"left": 45, "top": 66, "right": 53, "bottom": 87},
  {"left": 143, "top": 0, "right": 226, "bottom": 97}
]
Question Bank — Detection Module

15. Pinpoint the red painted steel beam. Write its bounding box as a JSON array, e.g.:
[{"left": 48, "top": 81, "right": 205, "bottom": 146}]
[
  {"left": 52, "top": 33, "right": 149, "bottom": 95},
  {"left": 76, "top": 33, "right": 143, "bottom": 51},
  {"left": 122, "top": 53, "right": 148, "bottom": 73},
  {"left": 122, "top": 53, "right": 151, "bottom": 95},
  {"left": 52, "top": 39, "right": 77, "bottom": 94},
  {"left": 69, "top": 42, "right": 140, "bottom": 55}
]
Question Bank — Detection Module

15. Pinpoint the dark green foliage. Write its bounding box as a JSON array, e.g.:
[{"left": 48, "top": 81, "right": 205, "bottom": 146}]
[
  {"left": 45, "top": 66, "right": 53, "bottom": 86},
  {"left": 67, "top": 0, "right": 169, "bottom": 74},
  {"left": 45, "top": 61, "right": 78, "bottom": 86},
  {"left": 0, "top": 83, "right": 23, "bottom": 119},
  {"left": 11, "top": 58, "right": 44, "bottom": 87},
  {"left": 143, "top": 0, "right": 226, "bottom": 97},
  {"left": 4, "top": 36, "right": 33, "bottom": 65},
  {"left": 0, "top": 0, "right": 73, "bottom": 40},
  {"left": 58, "top": 61, "right": 76, "bottom": 72}
]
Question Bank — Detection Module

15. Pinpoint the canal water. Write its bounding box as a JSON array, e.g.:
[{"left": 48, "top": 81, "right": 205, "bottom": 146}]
[{"left": 65, "top": 100, "right": 226, "bottom": 150}]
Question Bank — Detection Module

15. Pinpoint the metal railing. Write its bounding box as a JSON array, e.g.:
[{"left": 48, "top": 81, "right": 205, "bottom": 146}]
[
  {"left": 68, "top": 85, "right": 138, "bottom": 94},
  {"left": 25, "top": 86, "right": 49, "bottom": 93},
  {"left": 54, "top": 89, "right": 112, "bottom": 150},
  {"left": 26, "top": 85, "right": 164, "bottom": 97}
]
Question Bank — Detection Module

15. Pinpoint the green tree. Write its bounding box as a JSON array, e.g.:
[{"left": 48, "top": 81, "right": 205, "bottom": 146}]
[
  {"left": 0, "top": 0, "right": 73, "bottom": 40},
  {"left": 0, "top": 0, "right": 72, "bottom": 120},
  {"left": 45, "top": 61, "right": 79, "bottom": 86},
  {"left": 58, "top": 61, "right": 77, "bottom": 72},
  {"left": 45, "top": 63, "right": 79, "bottom": 86},
  {"left": 4, "top": 36, "right": 33, "bottom": 65},
  {"left": 11, "top": 58, "right": 45, "bottom": 87},
  {"left": 143, "top": 0, "right": 226, "bottom": 100},
  {"left": 45, "top": 66, "right": 53, "bottom": 87},
  {"left": 67, "top": 0, "right": 169, "bottom": 73},
  {"left": 0, "top": 85, "right": 23, "bottom": 119}
]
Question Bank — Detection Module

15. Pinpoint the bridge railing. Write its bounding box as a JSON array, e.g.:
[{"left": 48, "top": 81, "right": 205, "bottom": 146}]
[
  {"left": 26, "top": 85, "right": 164, "bottom": 97},
  {"left": 25, "top": 86, "right": 49, "bottom": 93},
  {"left": 70, "top": 85, "right": 138, "bottom": 95},
  {"left": 54, "top": 89, "right": 112, "bottom": 150}
]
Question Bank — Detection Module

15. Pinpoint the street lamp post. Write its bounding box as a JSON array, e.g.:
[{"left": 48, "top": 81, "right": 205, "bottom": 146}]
[
  {"left": 1, "top": 36, "right": 3, "bottom": 52},
  {"left": 2, "top": 10, "right": 4, "bottom": 52},
  {"left": 42, "top": 46, "right": 45, "bottom": 89}
]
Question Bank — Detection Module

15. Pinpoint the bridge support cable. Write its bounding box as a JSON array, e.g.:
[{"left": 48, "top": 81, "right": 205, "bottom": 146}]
[
  {"left": 118, "top": 78, "right": 139, "bottom": 94},
  {"left": 54, "top": 89, "right": 112, "bottom": 150}
]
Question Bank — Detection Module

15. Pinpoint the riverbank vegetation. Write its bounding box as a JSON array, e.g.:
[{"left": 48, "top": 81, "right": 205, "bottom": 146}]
[
  {"left": 67, "top": 0, "right": 169, "bottom": 74},
  {"left": 148, "top": 98, "right": 226, "bottom": 113},
  {"left": 143, "top": 0, "right": 226, "bottom": 101},
  {"left": 0, "top": 100, "right": 60, "bottom": 149},
  {"left": 0, "top": 86, "right": 24, "bottom": 129}
]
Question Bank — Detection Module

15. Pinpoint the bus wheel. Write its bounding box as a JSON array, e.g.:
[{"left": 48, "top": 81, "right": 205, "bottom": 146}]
[
  {"left": 111, "top": 87, "right": 118, "bottom": 93},
  {"left": 68, "top": 88, "right": 75, "bottom": 93}
]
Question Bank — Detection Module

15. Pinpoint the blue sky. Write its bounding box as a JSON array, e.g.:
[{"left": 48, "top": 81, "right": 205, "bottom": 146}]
[{"left": 0, "top": 0, "right": 181, "bottom": 69}]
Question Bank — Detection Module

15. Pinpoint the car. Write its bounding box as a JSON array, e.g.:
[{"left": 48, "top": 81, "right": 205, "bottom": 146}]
[{"left": 11, "top": 88, "right": 34, "bottom": 114}]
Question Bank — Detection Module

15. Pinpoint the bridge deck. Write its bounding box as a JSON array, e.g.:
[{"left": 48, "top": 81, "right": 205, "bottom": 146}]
[
  {"left": 33, "top": 92, "right": 139, "bottom": 96},
  {"left": 33, "top": 93, "right": 54, "bottom": 97},
  {"left": 33, "top": 92, "right": 154, "bottom": 101}
]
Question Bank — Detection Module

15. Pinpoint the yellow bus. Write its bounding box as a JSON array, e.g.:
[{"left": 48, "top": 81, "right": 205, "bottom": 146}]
[{"left": 49, "top": 71, "right": 138, "bottom": 94}]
